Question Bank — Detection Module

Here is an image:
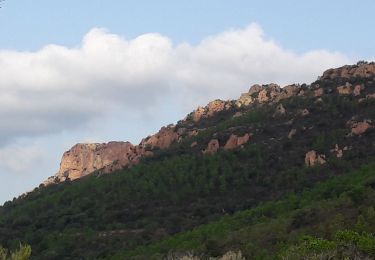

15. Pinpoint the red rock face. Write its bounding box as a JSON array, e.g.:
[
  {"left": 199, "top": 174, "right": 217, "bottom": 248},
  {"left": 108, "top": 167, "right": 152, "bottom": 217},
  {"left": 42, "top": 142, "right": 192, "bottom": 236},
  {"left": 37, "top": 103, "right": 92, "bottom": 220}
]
[
  {"left": 206, "top": 100, "right": 227, "bottom": 117},
  {"left": 55, "top": 142, "right": 135, "bottom": 181},
  {"left": 351, "top": 120, "right": 372, "bottom": 135},
  {"left": 45, "top": 126, "right": 179, "bottom": 185},
  {"left": 305, "top": 150, "right": 326, "bottom": 167},
  {"left": 337, "top": 84, "right": 352, "bottom": 95},
  {"left": 141, "top": 126, "right": 179, "bottom": 149},
  {"left": 322, "top": 63, "right": 375, "bottom": 79},
  {"left": 202, "top": 139, "right": 220, "bottom": 154},
  {"left": 224, "top": 134, "right": 250, "bottom": 150},
  {"left": 192, "top": 107, "right": 206, "bottom": 122},
  {"left": 257, "top": 89, "right": 269, "bottom": 103},
  {"left": 191, "top": 100, "right": 230, "bottom": 122},
  {"left": 235, "top": 84, "right": 302, "bottom": 107}
]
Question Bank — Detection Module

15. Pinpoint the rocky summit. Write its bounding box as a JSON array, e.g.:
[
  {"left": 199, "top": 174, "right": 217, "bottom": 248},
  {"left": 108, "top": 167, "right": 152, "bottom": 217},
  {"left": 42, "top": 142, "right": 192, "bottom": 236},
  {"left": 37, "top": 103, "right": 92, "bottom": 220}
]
[{"left": 44, "top": 62, "right": 375, "bottom": 185}]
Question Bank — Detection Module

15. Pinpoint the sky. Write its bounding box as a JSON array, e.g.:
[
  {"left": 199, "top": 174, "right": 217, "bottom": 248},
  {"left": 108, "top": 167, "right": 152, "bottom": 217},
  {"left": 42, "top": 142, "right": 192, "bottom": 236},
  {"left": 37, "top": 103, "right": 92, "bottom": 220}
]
[{"left": 0, "top": 0, "right": 374, "bottom": 204}]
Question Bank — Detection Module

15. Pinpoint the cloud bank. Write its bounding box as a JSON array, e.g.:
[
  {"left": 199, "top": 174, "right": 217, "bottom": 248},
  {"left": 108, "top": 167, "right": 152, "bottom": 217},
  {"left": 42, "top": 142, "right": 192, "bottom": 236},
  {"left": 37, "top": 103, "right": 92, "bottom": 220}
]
[{"left": 0, "top": 23, "right": 350, "bottom": 146}]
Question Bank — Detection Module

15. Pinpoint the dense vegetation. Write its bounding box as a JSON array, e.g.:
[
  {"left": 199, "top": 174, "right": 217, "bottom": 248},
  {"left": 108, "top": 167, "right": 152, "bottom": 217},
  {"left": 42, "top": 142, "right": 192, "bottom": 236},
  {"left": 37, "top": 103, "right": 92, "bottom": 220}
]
[
  {"left": 0, "top": 68, "right": 374, "bottom": 259},
  {"left": 115, "top": 162, "right": 375, "bottom": 259}
]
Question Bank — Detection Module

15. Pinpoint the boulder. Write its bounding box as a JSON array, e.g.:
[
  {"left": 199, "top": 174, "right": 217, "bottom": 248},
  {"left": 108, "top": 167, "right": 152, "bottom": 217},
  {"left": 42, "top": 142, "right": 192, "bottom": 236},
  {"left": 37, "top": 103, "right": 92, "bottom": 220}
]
[
  {"left": 143, "top": 126, "right": 179, "bottom": 149},
  {"left": 305, "top": 150, "right": 326, "bottom": 166},
  {"left": 191, "top": 100, "right": 229, "bottom": 121},
  {"left": 337, "top": 82, "right": 352, "bottom": 95},
  {"left": 224, "top": 133, "right": 250, "bottom": 150},
  {"left": 350, "top": 120, "right": 372, "bottom": 135},
  {"left": 202, "top": 139, "right": 220, "bottom": 154},
  {"left": 207, "top": 100, "right": 227, "bottom": 117},
  {"left": 330, "top": 144, "right": 344, "bottom": 158}
]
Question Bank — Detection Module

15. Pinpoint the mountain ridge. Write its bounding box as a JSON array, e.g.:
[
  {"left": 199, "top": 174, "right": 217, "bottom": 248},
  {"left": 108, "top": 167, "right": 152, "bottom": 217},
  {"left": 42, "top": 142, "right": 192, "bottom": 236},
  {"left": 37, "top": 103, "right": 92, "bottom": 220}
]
[
  {"left": 2, "top": 61, "right": 375, "bottom": 259},
  {"left": 44, "top": 62, "right": 375, "bottom": 186}
]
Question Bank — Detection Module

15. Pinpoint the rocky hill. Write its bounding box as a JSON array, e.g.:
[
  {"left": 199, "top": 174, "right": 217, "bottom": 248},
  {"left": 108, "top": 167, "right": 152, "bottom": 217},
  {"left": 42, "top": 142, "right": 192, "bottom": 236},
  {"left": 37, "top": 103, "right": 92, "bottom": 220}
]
[
  {"left": 45, "top": 62, "right": 375, "bottom": 186},
  {"left": 1, "top": 62, "right": 375, "bottom": 259}
]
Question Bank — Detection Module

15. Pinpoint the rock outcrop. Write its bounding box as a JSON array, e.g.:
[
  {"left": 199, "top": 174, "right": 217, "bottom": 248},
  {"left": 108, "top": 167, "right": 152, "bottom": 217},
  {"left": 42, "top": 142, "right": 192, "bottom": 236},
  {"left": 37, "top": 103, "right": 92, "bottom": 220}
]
[
  {"left": 336, "top": 82, "right": 365, "bottom": 96},
  {"left": 305, "top": 150, "right": 326, "bottom": 167},
  {"left": 141, "top": 126, "right": 179, "bottom": 149},
  {"left": 46, "top": 142, "right": 137, "bottom": 184},
  {"left": 330, "top": 144, "right": 346, "bottom": 158},
  {"left": 191, "top": 100, "right": 231, "bottom": 122},
  {"left": 235, "top": 83, "right": 304, "bottom": 108},
  {"left": 235, "top": 93, "right": 253, "bottom": 107},
  {"left": 223, "top": 134, "right": 250, "bottom": 150},
  {"left": 350, "top": 120, "right": 373, "bottom": 135},
  {"left": 45, "top": 126, "right": 181, "bottom": 185},
  {"left": 337, "top": 83, "right": 353, "bottom": 95},
  {"left": 202, "top": 139, "right": 220, "bottom": 154},
  {"left": 191, "top": 106, "right": 206, "bottom": 122},
  {"left": 321, "top": 62, "right": 375, "bottom": 80}
]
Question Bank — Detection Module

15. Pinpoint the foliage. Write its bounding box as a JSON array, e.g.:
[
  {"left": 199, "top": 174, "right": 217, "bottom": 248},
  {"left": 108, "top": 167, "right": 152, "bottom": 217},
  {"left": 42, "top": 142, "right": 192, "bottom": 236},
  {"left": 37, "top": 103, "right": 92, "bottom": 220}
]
[
  {"left": 281, "top": 230, "right": 375, "bottom": 259},
  {"left": 0, "top": 244, "right": 31, "bottom": 260},
  {"left": 114, "top": 163, "right": 375, "bottom": 259}
]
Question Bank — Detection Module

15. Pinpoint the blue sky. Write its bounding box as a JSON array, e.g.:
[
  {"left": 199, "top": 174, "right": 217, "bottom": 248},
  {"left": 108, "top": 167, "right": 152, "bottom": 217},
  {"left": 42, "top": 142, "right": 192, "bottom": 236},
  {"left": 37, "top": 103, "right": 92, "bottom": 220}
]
[
  {"left": 0, "top": 0, "right": 374, "bottom": 203},
  {"left": 1, "top": 0, "right": 374, "bottom": 57}
]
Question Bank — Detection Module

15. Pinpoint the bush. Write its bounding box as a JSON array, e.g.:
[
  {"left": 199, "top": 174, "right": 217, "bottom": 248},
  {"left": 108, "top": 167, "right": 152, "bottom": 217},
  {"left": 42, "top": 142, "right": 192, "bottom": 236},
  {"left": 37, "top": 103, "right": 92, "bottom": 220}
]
[{"left": 0, "top": 244, "right": 31, "bottom": 260}]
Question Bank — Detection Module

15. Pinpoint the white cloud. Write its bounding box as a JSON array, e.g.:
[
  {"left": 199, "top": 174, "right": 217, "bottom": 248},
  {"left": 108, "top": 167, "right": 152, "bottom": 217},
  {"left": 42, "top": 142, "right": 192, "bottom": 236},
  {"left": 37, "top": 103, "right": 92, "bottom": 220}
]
[
  {"left": 0, "top": 143, "right": 45, "bottom": 173},
  {"left": 0, "top": 23, "right": 351, "bottom": 146}
]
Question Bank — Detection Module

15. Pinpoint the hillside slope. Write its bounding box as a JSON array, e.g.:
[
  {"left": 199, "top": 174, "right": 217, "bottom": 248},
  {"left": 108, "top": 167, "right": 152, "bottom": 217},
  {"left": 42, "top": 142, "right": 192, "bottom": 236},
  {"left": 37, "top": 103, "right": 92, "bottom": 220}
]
[{"left": 1, "top": 62, "right": 375, "bottom": 259}]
